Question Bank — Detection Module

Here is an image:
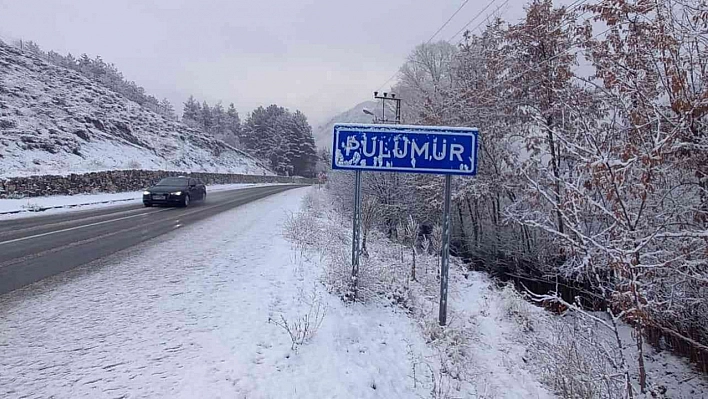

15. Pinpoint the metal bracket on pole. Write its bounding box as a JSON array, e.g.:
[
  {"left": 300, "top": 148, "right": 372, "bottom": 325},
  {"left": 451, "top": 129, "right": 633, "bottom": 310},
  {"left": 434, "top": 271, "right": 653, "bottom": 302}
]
[
  {"left": 351, "top": 170, "right": 362, "bottom": 298},
  {"left": 439, "top": 175, "right": 452, "bottom": 326}
]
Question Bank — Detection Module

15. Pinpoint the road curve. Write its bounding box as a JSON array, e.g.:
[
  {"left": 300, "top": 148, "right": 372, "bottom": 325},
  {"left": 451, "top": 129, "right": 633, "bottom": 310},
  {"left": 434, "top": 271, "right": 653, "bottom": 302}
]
[{"left": 0, "top": 184, "right": 306, "bottom": 295}]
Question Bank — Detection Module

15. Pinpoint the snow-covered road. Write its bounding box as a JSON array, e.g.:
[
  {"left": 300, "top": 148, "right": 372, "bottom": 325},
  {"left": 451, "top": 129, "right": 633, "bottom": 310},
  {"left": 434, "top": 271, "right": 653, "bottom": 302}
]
[{"left": 0, "top": 187, "right": 430, "bottom": 398}]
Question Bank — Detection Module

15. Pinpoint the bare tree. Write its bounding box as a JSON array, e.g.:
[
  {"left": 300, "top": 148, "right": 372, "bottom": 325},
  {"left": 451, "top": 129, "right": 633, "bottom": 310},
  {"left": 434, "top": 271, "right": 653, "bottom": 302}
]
[
  {"left": 360, "top": 196, "right": 380, "bottom": 257},
  {"left": 398, "top": 215, "right": 420, "bottom": 281}
]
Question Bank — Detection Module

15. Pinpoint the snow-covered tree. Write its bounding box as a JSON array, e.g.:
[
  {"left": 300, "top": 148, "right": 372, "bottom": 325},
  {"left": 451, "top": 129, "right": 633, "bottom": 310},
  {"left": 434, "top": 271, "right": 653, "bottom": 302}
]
[
  {"left": 327, "top": 0, "right": 708, "bottom": 391},
  {"left": 159, "top": 98, "right": 176, "bottom": 120},
  {"left": 224, "top": 103, "right": 241, "bottom": 146},
  {"left": 503, "top": 0, "right": 708, "bottom": 393},
  {"left": 242, "top": 105, "right": 281, "bottom": 166},
  {"left": 396, "top": 41, "right": 458, "bottom": 124},
  {"left": 182, "top": 96, "right": 202, "bottom": 127},
  {"left": 200, "top": 101, "right": 213, "bottom": 131},
  {"left": 211, "top": 102, "right": 225, "bottom": 134},
  {"left": 241, "top": 105, "right": 317, "bottom": 176}
]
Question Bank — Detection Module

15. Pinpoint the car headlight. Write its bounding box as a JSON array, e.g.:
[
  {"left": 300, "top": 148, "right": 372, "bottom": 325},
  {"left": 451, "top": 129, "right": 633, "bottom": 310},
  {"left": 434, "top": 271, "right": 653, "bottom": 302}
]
[
  {"left": 143, "top": 191, "right": 151, "bottom": 195},
  {"left": 171, "top": 191, "right": 182, "bottom": 196}
]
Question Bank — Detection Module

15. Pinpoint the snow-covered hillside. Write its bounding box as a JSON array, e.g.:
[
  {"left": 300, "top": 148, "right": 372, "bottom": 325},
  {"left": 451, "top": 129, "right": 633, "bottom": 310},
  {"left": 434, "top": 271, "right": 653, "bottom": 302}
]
[
  {"left": 313, "top": 100, "right": 379, "bottom": 149},
  {"left": 0, "top": 42, "right": 270, "bottom": 178}
]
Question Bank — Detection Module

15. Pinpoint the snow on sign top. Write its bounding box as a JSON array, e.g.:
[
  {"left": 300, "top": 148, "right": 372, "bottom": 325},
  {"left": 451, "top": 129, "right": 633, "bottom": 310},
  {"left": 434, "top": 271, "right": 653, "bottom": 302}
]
[{"left": 332, "top": 123, "right": 479, "bottom": 175}]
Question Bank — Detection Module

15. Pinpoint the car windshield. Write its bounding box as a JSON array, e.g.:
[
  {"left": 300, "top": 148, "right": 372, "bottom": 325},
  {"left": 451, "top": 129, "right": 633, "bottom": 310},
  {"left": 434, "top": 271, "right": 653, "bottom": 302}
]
[{"left": 156, "top": 177, "right": 187, "bottom": 186}]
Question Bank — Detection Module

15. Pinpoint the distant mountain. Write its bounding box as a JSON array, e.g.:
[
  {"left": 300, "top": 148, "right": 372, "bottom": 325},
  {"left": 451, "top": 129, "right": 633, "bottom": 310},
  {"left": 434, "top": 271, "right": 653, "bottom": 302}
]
[
  {"left": 0, "top": 42, "right": 271, "bottom": 178},
  {"left": 313, "top": 101, "right": 381, "bottom": 149}
]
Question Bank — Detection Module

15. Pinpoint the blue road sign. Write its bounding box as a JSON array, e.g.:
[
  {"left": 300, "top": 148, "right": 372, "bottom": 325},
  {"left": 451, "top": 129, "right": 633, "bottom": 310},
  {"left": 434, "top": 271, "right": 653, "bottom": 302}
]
[{"left": 332, "top": 123, "right": 478, "bottom": 175}]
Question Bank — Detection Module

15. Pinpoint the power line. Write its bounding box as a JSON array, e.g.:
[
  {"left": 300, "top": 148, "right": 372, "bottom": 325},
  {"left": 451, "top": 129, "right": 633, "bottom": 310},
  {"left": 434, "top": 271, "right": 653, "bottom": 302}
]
[
  {"left": 453, "top": 0, "right": 511, "bottom": 45},
  {"left": 374, "top": 72, "right": 398, "bottom": 94},
  {"left": 454, "top": 0, "right": 592, "bottom": 46},
  {"left": 375, "top": 0, "right": 476, "bottom": 93},
  {"left": 426, "top": 0, "right": 472, "bottom": 44},
  {"left": 484, "top": 27, "right": 611, "bottom": 98},
  {"left": 565, "top": 0, "right": 591, "bottom": 12},
  {"left": 448, "top": 0, "right": 501, "bottom": 42},
  {"left": 424, "top": 26, "right": 613, "bottom": 122},
  {"left": 376, "top": 0, "right": 595, "bottom": 98}
]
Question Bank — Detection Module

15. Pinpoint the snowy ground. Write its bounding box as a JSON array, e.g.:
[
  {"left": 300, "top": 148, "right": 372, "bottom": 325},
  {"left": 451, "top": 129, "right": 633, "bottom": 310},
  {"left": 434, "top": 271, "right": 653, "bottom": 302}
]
[
  {"left": 0, "top": 187, "right": 432, "bottom": 398},
  {"left": 0, "top": 183, "right": 277, "bottom": 218},
  {"left": 2, "top": 187, "right": 704, "bottom": 398},
  {"left": 281, "top": 189, "right": 708, "bottom": 398},
  {"left": 288, "top": 191, "right": 556, "bottom": 398}
]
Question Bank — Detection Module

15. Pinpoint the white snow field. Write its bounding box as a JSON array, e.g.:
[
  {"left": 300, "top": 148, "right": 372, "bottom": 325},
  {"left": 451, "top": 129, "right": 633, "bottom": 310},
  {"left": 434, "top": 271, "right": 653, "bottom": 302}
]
[{"left": 0, "top": 187, "right": 434, "bottom": 398}]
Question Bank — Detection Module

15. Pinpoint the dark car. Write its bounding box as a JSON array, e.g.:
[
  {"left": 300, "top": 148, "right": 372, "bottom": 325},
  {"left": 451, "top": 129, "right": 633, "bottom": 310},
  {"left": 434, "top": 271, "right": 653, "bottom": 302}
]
[{"left": 143, "top": 177, "right": 206, "bottom": 207}]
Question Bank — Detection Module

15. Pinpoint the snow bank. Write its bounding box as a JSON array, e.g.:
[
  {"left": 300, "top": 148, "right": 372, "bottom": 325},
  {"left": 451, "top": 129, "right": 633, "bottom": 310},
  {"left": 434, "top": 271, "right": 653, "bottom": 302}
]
[
  {"left": 285, "top": 189, "right": 708, "bottom": 398},
  {"left": 282, "top": 189, "right": 556, "bottom": 398}
]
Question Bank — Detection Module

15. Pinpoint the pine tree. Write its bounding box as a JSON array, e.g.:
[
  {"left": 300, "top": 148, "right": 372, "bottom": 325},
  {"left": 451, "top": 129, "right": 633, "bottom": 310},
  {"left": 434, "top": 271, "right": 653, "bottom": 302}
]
[
  {"left": 239, "top": 104, "right": 317, "bottom": 175},
  {"left": 201, "top": 101, "right": 212, "bottom": 131},
  {"left": 182, "top": 96, "right": 202, "bottom": 127},
  {"left": 277, "top": 112, "right": 299, "bottom": 176},
  {"left": 226, "top": 103, "right": 241, "bottom": 136},
  {"left": 64, "top": 53, "right": 77, "bottom": 69},
  {"left": 78, "top": 54, "right": 93, "bottom": 78},
  {"left": 241, "top": 106, "right": 274, "bottom": 160},
  {"left": 24, "top": 40, "right": 44, "bottom": 56},
  {"left": 160, "top": 98, "right": 176, "bottom": 120},
  {"left": 241, "top": 105, "right": 285, "bottom": 170},
  {"left": 290, "top": 110, "right": 317, "bottom": 177},
  {"left": 211, "top": 101, "right": 225, "bottom": 136},
  {"left": 92, "top": 55, "right": 107, "bottom": 81}
]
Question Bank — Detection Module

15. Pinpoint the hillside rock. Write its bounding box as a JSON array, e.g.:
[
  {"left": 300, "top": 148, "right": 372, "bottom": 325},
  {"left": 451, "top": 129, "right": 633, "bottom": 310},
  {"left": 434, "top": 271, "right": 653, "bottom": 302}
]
[{"left": 0, "top": 42, "right": 270, "bottom": 178}]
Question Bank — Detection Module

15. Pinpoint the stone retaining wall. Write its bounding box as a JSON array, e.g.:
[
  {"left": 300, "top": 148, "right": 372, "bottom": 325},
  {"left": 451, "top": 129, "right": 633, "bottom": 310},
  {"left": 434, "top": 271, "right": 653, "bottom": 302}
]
[{"left": 0, "top": 170, "right": 315, "bottom": 198}]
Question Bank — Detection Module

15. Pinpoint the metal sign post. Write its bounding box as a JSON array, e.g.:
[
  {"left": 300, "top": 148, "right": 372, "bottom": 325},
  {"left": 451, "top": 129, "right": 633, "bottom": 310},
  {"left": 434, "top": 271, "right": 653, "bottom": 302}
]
[
  {"left": 439, "top": 175, "right": 452, "bottom": 325},
  {"left": 332, "top": 123, "right": 478, "bottom": 325},
  {"left": 351, "top": 170, "right": 362, "bottom": 298}
]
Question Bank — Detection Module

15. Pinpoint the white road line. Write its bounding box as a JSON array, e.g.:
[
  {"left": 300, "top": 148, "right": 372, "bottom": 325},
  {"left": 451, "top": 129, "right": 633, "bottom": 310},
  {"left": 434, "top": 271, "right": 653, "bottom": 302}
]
[
  {"left": 0, "top": 186, "right": 292, "bottom": 248},
  {"left": 0, "top": 206, "right": 161, "bottom": 237},
  {"left": 0, "top": 208, "right": 173, "bottom": 247},
  {"left": 1, "top": 210, "right": 186, "bottom": 269}
]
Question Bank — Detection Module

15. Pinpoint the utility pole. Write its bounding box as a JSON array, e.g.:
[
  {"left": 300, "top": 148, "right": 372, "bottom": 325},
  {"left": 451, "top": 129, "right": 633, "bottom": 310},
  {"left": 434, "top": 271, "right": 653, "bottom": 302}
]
[
  {"left": 371, "top": 92, "right": 453, "bottom": 326},
  {"left": 373, "top": 91, "right": 401, "bottom": 124},
  {"left": 351, "top": 91, "right": 403, "bottom": 301}
]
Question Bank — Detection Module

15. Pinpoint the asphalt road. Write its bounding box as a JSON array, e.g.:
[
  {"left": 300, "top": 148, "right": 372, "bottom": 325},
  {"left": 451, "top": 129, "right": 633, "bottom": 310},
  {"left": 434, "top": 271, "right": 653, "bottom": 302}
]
[{"left": 0, "top": 184, "right": 306, "bottom": 295}]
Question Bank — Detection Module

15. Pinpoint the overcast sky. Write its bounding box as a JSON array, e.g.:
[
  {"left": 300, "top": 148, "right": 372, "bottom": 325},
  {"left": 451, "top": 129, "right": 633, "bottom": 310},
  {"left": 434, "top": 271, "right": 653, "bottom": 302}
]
[{"left": 0, "top": 0, "right": 533, "bottom": 126}]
